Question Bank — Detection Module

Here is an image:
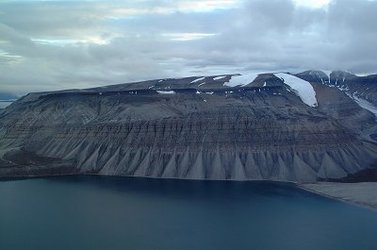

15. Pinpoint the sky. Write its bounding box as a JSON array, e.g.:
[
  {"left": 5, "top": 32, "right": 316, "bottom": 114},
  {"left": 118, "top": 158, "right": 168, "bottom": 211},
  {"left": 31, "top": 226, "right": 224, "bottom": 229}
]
[{"left": 1, "top": 0, "right": 377, "bottom": 95}]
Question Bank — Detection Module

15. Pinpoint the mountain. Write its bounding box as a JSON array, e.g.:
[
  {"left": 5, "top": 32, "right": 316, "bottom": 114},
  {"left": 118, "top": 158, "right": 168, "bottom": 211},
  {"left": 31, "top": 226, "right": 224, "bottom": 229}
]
[
  {"left": 1, "top": 71, "right": 377, "bottom": 183},
  {"left": 297, "top": 70, "right": 377, "bottom": 116}
]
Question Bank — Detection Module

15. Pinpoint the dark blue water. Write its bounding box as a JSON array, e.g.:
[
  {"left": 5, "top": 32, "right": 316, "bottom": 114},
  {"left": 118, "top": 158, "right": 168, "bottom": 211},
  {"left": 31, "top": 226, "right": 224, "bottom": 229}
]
[{"left": 1, "top": 176, "right": 377, "bottom": 250}]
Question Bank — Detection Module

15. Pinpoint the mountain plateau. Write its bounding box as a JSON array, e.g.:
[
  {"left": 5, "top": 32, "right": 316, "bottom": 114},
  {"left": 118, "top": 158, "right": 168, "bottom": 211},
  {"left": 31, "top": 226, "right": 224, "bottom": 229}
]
[{"left": 1, "top": 71, "right": 377, "bottom": 183}]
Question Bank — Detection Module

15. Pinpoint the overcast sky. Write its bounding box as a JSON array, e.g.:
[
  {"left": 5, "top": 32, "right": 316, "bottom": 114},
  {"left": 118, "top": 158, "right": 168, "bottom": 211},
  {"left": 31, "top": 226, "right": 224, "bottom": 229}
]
[{"left": 1, "top": 0, "right": 377, "bottom": 95}]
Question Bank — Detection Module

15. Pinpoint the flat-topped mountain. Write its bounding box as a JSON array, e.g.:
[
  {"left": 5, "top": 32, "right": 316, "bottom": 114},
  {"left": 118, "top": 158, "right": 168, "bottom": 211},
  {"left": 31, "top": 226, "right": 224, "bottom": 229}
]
[{"left": 1, "top": 70, "right": 377, "bottom": 182}]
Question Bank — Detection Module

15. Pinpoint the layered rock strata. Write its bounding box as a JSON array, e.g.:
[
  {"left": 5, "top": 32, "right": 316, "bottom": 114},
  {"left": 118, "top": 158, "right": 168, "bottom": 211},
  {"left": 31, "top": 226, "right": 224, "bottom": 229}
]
[{"left": 1, "top": 72, "right": 377, "bottom": 182}]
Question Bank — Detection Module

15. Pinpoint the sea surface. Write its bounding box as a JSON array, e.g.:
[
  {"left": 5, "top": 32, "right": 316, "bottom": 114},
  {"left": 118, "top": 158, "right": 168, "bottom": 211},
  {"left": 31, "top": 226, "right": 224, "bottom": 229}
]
[
  {"left": 0, "top": 100, "right": 14, "bottom": 109},
  {"left": 1, "top": 176, "right": 377, "bottom": 250},
  {"left": 0, "top": 101, "right": 12, "bottom": 109}
]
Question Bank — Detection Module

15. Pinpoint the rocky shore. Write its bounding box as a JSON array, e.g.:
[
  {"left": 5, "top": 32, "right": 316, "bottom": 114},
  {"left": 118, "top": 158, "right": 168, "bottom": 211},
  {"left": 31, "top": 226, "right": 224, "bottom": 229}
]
[{"left": 302, "top": 182, "right": 377, "bottom": 210}]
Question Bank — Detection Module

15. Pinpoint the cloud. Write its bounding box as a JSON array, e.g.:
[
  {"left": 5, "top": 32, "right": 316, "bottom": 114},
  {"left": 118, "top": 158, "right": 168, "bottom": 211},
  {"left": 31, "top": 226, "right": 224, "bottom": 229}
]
[
  {"left": 0, "top": 0, "right": 377, "bottom": 95},
  {"left": 292, "top": 0, "right": 331, "bottom": 8}
]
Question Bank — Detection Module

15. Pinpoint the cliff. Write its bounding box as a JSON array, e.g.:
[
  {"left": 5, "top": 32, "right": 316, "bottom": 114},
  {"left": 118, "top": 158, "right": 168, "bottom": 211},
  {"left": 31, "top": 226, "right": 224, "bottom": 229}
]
[{"left": 1, "top": 72, "right": 377, "bottom": 182}]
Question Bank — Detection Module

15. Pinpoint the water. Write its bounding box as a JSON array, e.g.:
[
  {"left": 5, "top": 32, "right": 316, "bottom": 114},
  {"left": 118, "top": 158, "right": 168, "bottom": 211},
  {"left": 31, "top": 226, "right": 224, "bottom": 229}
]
[
  {"left": 1, "top": 176, "right": 377, "bottom": 250},
  {"left": 0, "top": 101, "right": 13, "bottom": 109}
]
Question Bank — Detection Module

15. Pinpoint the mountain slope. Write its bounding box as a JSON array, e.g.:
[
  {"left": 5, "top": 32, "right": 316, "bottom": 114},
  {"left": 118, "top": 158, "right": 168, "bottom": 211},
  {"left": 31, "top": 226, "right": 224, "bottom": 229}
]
[
  {"left": 1, "top": 72, "right": 377, "bottom": 182},
  {"left": 297, "top": 70, "right": 377, "bottom": 118}
]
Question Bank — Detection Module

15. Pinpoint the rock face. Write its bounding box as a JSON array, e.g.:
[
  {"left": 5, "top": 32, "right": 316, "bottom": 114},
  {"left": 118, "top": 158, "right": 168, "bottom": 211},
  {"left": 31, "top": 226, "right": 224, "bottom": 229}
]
[
  {"left": 297, "top": 70, "right": 377, "bottom": 117},
  {"left": 1, "top": 72, "right": 377, "bottom": 182}
]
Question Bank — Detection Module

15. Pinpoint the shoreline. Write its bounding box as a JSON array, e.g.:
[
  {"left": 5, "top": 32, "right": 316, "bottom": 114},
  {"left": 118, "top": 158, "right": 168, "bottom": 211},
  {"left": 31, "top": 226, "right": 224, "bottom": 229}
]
[
  {"left": 299, "top": 182, "right": 377, "bottom": 212},
  {"left": 0, "top": 173, "right": 297, "bottom": 185},
  {"left": 2, "top": 173, "right": 377, "bottom": 213}
]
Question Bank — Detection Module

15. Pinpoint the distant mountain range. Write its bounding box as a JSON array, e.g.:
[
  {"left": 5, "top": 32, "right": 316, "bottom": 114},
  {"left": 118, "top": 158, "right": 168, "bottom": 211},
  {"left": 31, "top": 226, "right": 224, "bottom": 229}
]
[
  {"left": 0, "top": 92, "right": 18, "bottom": 101},
  {"left": 0, "top": 92, "right": 18, "bottom": 109},
  {"left": 1, "top": 70, "right": 377, "bottom": 182}
]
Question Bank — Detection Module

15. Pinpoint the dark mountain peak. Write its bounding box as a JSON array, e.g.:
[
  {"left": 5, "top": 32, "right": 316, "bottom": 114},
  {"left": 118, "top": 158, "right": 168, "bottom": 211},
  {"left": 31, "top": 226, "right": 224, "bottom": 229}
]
[
  {"left": 296, "top": 70, "right": 330, "bottom": 83},
  {"left": 330, "top": 70, "right": 357, "bottom": 81},
  {"left": 295, "top": 70, "right": 361, "bottom": 85}
]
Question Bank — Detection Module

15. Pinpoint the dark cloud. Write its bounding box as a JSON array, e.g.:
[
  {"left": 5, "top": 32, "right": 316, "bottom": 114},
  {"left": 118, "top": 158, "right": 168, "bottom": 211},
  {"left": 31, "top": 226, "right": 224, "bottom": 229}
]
[{"left": 0, "top": 0, "right": 377, "bottom": 95}]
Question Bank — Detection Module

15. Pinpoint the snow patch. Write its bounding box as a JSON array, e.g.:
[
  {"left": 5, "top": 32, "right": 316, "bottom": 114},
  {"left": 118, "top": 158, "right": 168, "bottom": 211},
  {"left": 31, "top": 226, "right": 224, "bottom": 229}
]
[
  {"left": 275, "top": 73, "right": 318, "bottom": 107},
  {"left": 224, "top": 73, "right": 259, "bottom": 87},
  {"left": 213, "top": 76, "right": 227, "bottom": 81},
  {"left": 156, "top": 90, "right": 176, "bottom": 95},
  {"left": 198, "top": 82, "right": 206, "bottom": 87},
  {"left": 356, "top": 72, "right": 377, "bottom": 77},
  {"left": 350, "top": 94, "right": 377, "bottom": 118},
  {"left": 323, "top": 70, "right": 332, "bottom": 83},
  {"left": 263, "top": 81, "right": 267, "bottom": 87},
  {"left": 191, "top": 77, "right": 205, "bottom": 83}
]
